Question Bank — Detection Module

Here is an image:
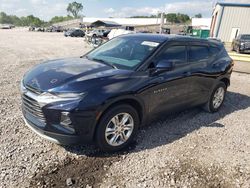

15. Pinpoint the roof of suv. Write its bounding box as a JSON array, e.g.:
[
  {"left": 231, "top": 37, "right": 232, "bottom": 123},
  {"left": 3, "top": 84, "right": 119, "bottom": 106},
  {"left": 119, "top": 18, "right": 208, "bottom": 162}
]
[{"left": 121, "top": 33, "right": 221, "bottom": 46}]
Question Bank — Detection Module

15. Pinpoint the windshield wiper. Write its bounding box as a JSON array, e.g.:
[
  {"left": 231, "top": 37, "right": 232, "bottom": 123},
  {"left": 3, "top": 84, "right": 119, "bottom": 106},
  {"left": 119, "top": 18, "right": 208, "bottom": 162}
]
[{"left": 91, "top": 58, "right": 117, "bottom": 69}]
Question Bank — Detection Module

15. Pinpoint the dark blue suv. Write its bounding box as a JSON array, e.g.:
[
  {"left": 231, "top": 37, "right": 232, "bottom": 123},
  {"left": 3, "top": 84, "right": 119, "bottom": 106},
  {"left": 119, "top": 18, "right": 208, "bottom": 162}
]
[{"left": 21, "top": 34, "right": 233, "bottom": 152}]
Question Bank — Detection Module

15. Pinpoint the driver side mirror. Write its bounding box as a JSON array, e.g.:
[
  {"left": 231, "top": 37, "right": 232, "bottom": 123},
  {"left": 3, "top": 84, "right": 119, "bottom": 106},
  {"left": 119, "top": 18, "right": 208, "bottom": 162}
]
[
  {"left": 150, "top": 60, "right": 174, "bottom": 76},
  {"left": 156, "top": 60, "right": 174, "bottom": 71}
]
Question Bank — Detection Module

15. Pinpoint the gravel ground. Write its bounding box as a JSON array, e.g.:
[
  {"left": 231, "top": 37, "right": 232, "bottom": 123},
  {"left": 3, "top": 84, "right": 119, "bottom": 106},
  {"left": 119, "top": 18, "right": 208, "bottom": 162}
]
[{"left": 0, "top": 28, "right": 250, "bottom": 188}]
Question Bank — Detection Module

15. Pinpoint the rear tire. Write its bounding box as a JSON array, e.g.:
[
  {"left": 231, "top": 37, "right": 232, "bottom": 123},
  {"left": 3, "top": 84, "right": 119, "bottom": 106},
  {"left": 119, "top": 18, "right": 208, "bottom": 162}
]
[
  {"left": 95, "top": 104, "right": 139, "bottom": 152},
  {"left": 203, "top": 82, "right": 226, "bottom": 113}
]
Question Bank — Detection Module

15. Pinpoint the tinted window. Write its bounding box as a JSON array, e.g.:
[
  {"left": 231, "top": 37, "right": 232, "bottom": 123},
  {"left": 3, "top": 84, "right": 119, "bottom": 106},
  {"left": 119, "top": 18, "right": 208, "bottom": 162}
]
[
  {"left": 241, "top": 35, "right": 250, "bottom": 40},
  {"left": 189, "top": 46, "right": 209, "bottom": 62},
  {"left": 210, "top": 46, "right": 220, "bottom": 55},
  {"left": 157, "top": 46, "right": 186, "bottom": 64}
]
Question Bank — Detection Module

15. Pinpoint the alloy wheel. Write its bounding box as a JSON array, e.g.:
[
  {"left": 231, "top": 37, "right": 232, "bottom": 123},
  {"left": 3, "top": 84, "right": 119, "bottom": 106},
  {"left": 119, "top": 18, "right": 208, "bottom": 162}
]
[
  {"left": 212, "top": 87, "right": 225, "bottom": 109},
  {"left": 105, "top": 113, "right": 134, "bottom": 147}
]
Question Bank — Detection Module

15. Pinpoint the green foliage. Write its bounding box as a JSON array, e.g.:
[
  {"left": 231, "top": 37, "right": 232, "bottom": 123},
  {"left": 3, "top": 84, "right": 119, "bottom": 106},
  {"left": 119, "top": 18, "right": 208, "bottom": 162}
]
[
  {"left": 49, "top": 15, "right": 74, "bottom": 24},
  {"left": 0, "top": 2, "right": 83, "bottom": 26},
  {"left": 130, "top": 15, "right": 159, "bottom": 18},
  {"left": 195, "top": 13, "right": 202, "bottom": 18},
  {"left": 0, "top": 12, "right": 21, "bottom": 25},
  {"left": 166, "top": 13, "right": 190, "bottom": 23},
  {"left": 129, "top": 13, "right": 190, "bottom": 24},
  {"left": 0, "top": 12, "right": 74, "bottom": 27},
  {"left": 67, "top": 1, "right": 83, "bottom": 18},
  {"left": 165, "top": 13, "right": 178, "bottom": 23},
  {"left": 23, "top": 15, "right": 45, "bottom": 27},
  {"left": 0, "top": 12, "right": 46, "bottom": 26}
]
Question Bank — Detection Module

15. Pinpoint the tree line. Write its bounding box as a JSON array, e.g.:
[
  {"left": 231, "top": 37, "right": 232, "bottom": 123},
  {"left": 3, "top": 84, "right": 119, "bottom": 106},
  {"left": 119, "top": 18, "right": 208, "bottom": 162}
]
[
  {"left": 0, "top": 1, "right": 83, "bottom": 27},
  {"left": 0, "top": 12, "right": 75, "bottom": 27},
  {"left": 1, "top": 0, "right": 203, "bottom": 27},
  {"left": 131, "top": 13, "right": 203, "bottom": 23}
]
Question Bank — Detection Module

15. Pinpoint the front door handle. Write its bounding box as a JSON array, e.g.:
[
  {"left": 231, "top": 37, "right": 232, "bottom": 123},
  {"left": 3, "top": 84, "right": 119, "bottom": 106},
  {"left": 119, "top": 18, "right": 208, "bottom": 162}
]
[{"left": 149, "top": 77, "right": 164, "bottom": 84}]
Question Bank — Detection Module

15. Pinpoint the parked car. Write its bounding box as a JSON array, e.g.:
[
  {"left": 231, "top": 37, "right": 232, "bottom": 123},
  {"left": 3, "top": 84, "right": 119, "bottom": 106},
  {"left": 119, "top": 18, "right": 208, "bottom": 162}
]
[
  {"left": 29, "top": 26, "right": 35, "bottom": 31},
  {"left": 52, "top": 26, "right": 64, "bottom": 32},
  {"left": 86, "top": 29, "right": 107, "bottom": 38},
  {"left": 64, "top": 29, "right": 85, "bottom": 37},
  {"left": 45, "top": 26, "right": 53, "bottom": 32},
  {"left": 21, "top": 34, "right": 233, "bottom": 152},
  {"left": 232, "top": 34, "right": 250, "bottom": 53},
  {"left": 0, "top": 24, "right": 13, "bottom": 29},
  {"left": 103, "top": 30, "right": 111, "bottom": 37},
  {"left": 108, "top": 29, "right": 135, "bottom": 40},
  {"left": 36, "top": 27, "right": 45, "bottom": 32}
]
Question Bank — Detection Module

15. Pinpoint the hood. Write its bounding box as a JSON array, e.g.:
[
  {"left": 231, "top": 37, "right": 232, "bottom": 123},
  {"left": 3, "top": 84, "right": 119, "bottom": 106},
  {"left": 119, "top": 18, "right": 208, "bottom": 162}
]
[{"left": 23, "top": 57, "right": 131, "bottom": 93}]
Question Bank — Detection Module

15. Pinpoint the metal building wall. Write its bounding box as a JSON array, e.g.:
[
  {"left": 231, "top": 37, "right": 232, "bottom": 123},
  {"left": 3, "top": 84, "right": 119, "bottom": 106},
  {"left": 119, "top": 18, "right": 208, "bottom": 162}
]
[
  {"left": 211, "top": 5, "right": 223, "bottom": 38},
  {"left": 218, "top": 6, "right": 250, "bottom": 42}
]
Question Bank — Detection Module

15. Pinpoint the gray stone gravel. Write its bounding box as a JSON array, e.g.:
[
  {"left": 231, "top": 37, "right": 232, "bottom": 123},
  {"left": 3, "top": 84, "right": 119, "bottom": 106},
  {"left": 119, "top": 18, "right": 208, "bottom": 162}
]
[{"left": 0, "top": 28, "right": 250, "bottom": 188}]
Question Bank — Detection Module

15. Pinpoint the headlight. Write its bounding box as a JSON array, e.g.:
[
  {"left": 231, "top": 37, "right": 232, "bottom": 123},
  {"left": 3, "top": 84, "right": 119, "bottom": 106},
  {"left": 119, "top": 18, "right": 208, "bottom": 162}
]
[
  {"left": 53, "top": 92, "right": 87, "bottom": 98},
  {"left": 37, "top": 92, "right": 87, "bottom": 106},
  {"left": 240, "top": 42, "right": 245, "bottom": 46},
  {"left": 20, "top": 81, "right": 26, "bottom": 93}
]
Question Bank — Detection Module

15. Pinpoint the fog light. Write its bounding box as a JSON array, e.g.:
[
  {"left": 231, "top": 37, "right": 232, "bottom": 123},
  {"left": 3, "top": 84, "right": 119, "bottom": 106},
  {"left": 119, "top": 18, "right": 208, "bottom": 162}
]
[
  {"left": 60, "top": 112, "right": 75, "bottom": 133},
  {"left": 61, "top": 112, "right": 72, "bottom": 125}
]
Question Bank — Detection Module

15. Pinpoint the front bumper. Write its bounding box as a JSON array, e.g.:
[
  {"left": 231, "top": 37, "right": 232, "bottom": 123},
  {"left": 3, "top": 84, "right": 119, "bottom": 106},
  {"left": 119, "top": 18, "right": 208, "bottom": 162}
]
[
  {"left": 22, "top": 101, "right": 98, "bottom": 145},
  {"left": 240, "top": 44, "right": 250, "bottom": 51},
  {"left": 22, "top": 112, "right": 95, "bottom": 145},
  {"left": 23, "top": 117, "right": 81, "bottom": 145}
]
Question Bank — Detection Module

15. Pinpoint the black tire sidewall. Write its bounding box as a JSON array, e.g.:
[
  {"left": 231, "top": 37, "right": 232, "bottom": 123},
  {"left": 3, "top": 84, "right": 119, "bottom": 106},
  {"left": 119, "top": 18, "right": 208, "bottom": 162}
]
[
  {"left": 209, "top": 82, "right": 226, "bottom": 112},
  {"left": 95, "top": 105, "right": 139, "bottom": 152}
]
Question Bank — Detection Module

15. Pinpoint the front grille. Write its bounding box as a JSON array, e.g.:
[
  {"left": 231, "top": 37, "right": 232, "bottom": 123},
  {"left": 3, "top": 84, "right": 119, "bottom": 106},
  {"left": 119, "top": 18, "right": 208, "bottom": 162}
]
[
  {"left": 244, "top": 42, "right": 250, "bottom": 48},
  {"left": 25, "top": 84, "right": 42, "bottom": 95},
  {"left": 22, "top": 94, "right": 46, "bottom": 123}
]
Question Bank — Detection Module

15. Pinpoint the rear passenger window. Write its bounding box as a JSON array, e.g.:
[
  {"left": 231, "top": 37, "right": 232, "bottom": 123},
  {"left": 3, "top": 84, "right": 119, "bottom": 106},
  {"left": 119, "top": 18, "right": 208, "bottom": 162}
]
[
  {"left": 210, "top": 46, "right": 220, "bottom": 55},
  {"left": 189, "top": 46, "right": 209, "bottom": 62},
  {"left": 157, "top": 46, "right": 186, "bottom": 64}
]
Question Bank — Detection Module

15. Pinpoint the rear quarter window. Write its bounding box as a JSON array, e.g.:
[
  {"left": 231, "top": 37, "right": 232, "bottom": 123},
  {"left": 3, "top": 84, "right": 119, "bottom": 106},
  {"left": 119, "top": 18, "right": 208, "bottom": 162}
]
[
  {"left": 189, "top": 46, "right": 209, "bottom": 62},
  {"left": 209, "top": 46, "right": 221, "bottom": 56}
]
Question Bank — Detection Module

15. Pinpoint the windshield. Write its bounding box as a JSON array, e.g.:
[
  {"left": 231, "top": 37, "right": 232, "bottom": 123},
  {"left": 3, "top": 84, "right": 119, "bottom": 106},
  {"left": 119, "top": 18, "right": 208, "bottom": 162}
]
[
  {"left": 86, "top": 37, "right": 160, "bottom": 70},
  {"left": 241, "top": 35, "right": 250, "bottom": 40}
]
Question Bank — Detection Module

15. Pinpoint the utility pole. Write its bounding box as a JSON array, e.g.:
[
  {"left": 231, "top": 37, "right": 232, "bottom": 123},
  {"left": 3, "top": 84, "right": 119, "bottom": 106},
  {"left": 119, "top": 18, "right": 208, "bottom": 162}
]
[{"left": 159, "top": 12, "right": 165, "bottom": 34}]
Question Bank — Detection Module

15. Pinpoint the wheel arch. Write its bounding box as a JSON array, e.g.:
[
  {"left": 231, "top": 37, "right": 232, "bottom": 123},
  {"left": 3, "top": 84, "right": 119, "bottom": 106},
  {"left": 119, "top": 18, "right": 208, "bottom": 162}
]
[
  {"left": 99, "top": 97, "right": 144, "bottom": 125},
  {"left": 220, "top": 77, "right": 230, "bottom": 88},
  {"left": 92, "top": 96, "right": 145, "bottom": 142}
]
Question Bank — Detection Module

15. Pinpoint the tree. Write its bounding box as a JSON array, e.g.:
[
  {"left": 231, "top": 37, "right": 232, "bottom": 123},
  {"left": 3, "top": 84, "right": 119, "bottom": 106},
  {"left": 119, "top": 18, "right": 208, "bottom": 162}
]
[
  {"left": 67, "top": 1, "right": 83, "bottom": 18},
  {"left": 166, "top": 13, "right": 178, "bottom": 23},
  {"left": 177, "top": 13, "right": 190, "bottom": 23},
  {"left": 195, "top": 13, "right": 202, "bottom": 18},
  {"left": 0, "top": 12, "right": 12, "bottom": 24},
  {"left": 166, "top": 13, "right": 190, "bottom": 23},
  {"left": 130, "top": 15, "right": 158, "bottom": 18},
  {"left": 50, "top": 15, "right": 74, "bottom": 24}
]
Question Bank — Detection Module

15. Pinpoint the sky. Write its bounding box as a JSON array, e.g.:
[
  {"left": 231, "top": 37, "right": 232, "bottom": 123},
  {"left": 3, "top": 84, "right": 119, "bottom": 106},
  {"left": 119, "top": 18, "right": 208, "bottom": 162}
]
[{"left": 0, "top": 0, "right": 250, "bottom": 21}]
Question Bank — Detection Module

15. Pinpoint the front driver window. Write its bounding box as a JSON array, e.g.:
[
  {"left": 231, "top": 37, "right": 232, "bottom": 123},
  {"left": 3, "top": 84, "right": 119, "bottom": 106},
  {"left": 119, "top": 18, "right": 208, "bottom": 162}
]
[{"left": 155, "top": 45, "right": 187, "bottom": 65}]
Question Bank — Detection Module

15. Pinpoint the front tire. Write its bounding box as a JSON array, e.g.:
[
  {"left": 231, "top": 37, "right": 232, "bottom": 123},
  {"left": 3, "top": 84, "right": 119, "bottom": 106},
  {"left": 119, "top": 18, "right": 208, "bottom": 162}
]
[
  {"left": 203, "top": 82, "right": 226, "bottom": 113},
  {"left": 95, "top": 104, "right": 139, "bottom": 152}
]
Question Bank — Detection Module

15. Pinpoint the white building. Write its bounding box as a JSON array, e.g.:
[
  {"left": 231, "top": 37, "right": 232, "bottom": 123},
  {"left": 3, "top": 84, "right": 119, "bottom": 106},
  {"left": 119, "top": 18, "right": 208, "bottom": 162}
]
[
  {"left": 210, "top": 2, "right": 250, "bottom": 42},
  {"left": 82, "top": 17, "right": 163, "bottom": 26},
  {"left": 192, "top": 18, "right": 212, "bottom": 29}
]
